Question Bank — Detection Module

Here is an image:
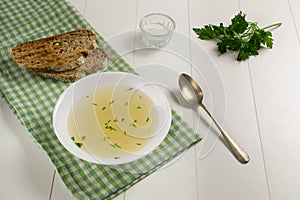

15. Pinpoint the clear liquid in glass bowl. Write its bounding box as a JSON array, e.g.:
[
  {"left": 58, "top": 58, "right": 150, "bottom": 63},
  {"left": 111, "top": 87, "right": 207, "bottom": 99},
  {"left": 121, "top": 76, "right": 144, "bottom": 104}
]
[{"left": 140, "top": 13, "right": 176, "bottom": 48}]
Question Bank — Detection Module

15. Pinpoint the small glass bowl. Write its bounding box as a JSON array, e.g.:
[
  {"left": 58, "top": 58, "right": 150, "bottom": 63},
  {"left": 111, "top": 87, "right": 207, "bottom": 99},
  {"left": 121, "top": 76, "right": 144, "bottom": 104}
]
[{"left": 139, "top": 13, "right": 176, "bottom": 48}]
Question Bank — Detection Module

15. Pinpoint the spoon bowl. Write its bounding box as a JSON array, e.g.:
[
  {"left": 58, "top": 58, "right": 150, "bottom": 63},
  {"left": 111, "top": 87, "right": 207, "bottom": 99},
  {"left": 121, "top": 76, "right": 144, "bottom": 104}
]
[
  {"left": 178, "top": 73, "right": 249, "bottom": 164},
  {"left": 178, "top": 73, "right": 204, "bottom": 105}
]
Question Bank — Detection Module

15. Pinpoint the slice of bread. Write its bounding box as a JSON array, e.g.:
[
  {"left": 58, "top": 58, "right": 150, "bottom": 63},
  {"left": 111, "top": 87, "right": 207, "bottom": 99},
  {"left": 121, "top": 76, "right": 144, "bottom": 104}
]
[
  {"left": 11, "top": 30, "right": 96, "bottom": 72},
  {"left": 34, "top": 48, "right": 109, "bottom": 82}
]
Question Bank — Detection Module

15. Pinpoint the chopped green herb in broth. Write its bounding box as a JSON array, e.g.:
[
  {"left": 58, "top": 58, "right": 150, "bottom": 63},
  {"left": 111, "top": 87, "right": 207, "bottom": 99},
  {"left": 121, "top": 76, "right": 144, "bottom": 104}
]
[{"left": 68, "top": 85, "right": 158, "bottom": 158}]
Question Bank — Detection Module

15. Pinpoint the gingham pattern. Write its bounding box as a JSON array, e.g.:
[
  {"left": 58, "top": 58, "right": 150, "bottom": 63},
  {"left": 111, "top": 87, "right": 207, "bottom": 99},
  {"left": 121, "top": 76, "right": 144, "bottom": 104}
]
[{"left": 0, "top": 1, "right": 201, "bottom": 199}]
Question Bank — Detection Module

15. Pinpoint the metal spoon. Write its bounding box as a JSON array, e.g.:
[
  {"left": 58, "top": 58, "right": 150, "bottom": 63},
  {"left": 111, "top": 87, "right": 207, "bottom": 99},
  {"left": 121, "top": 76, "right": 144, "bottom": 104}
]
[{"left": 178, "top": 73, "right": 249, "bottom": 164}]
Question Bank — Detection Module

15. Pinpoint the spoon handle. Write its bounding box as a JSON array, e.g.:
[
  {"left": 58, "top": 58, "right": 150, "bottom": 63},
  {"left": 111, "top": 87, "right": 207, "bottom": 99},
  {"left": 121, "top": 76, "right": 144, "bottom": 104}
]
[{"left": 200, "top": 104, "right": 250, "bottom": 164}]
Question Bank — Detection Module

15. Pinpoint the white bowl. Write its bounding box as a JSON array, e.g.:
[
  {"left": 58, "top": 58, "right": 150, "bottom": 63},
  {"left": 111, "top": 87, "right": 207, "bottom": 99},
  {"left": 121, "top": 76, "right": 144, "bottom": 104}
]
[{"left": 53, "top": 72, "right": 171, "bottom": 165}]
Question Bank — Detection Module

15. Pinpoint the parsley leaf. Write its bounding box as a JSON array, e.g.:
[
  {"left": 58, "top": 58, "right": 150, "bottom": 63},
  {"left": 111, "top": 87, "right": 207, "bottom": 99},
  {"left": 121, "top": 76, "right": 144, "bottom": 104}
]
[
  {"left": 229, "top": 12, "right": 248, "bottom": 34},
  {"left": 193, "top": 11, "right": 281, "bottom": 61}
]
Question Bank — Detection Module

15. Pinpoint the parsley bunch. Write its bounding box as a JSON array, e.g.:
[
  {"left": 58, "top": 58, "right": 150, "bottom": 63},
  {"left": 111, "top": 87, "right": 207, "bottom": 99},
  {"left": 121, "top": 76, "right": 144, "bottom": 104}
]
[{"left": 193, "top": 11, "right": 281, "bottom": 61}]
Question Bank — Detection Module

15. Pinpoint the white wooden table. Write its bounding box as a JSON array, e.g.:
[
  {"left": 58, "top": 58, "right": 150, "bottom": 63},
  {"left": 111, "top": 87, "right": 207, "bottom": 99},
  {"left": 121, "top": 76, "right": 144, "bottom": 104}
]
[{"left": 1, "top": 0, "right": 300, "bottom": 199}]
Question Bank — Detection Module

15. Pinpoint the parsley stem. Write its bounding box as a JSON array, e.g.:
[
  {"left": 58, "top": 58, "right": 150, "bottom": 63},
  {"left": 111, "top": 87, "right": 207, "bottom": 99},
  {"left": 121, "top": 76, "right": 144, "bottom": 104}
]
[{"left": 262, "top": 22, "right": 282, "bottom": 30}]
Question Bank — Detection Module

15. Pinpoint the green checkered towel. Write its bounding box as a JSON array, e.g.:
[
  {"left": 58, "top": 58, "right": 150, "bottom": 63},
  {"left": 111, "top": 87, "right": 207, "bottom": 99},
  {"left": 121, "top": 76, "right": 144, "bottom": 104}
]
[{"left": 0, "top": 0, "right": 201, "bottom": 199}]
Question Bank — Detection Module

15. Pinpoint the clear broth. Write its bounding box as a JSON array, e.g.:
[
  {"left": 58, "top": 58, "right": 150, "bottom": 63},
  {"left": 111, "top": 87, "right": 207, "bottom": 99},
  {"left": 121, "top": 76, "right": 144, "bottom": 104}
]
[{"left": 68, "top": 86, "right": 159, "bottom": 159}]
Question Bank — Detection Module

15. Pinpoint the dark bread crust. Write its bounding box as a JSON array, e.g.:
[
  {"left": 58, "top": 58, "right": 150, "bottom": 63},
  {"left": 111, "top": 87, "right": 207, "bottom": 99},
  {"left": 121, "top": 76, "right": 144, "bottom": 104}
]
[{"left": 11, "top": 30, "right": 96, "bottom": 71}]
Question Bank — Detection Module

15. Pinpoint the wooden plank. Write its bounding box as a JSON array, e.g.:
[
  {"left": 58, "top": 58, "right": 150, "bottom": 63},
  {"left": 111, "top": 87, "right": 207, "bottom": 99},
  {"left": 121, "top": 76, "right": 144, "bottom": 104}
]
[
  {"left": 0, "top": 100, "right": 54, "bottom": 200},
  {"left": 125, "top": 0, "right": 198, "bottom": 199},
  {"left": 189, "top": 0, "right": 270, "bottom": 199},
  {"left": 240, "top": 0, "right": 300, "bottom": 199}
]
